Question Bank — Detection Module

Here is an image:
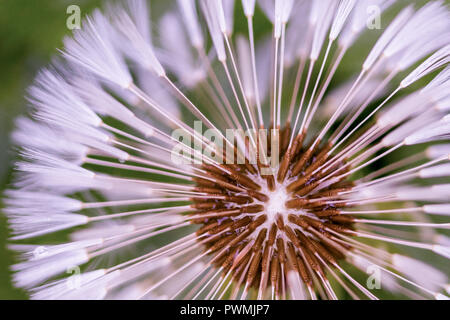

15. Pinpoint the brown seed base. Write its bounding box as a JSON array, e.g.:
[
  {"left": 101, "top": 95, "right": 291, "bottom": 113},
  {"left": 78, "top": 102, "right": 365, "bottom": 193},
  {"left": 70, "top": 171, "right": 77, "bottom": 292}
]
[{"left": 190, "top": 125, "right": 355, "bottom": 298}]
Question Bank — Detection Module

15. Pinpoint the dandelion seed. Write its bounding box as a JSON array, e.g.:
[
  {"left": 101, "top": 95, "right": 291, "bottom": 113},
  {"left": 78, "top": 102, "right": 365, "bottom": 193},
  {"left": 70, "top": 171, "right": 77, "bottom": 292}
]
[{"left": 5, "top": 0, "right": 450, "bottom": 300}]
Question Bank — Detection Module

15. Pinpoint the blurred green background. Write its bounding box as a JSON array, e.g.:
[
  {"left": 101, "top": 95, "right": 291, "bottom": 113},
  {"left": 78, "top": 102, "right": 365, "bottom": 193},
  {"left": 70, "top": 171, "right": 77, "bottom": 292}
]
[{"left": 0, "top": 0, "right": 447, "bottom": 300}]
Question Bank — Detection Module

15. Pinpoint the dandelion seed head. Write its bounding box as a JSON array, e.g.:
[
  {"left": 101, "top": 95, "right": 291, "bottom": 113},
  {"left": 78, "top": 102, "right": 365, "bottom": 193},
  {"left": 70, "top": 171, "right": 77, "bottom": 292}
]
[{"left": 4, "top": 0, "right": 450, "bottom": 300}]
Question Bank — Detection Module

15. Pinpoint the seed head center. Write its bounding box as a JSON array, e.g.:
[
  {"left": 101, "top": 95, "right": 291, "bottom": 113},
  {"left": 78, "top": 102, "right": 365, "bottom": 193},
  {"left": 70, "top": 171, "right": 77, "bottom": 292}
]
[{"left": 264, "top": 185, "right": 288, "bottom": 221}]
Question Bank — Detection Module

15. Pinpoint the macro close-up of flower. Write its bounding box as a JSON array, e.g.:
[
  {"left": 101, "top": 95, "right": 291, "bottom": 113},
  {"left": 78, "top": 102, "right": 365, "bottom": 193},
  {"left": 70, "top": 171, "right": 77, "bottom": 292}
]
[{"left": 1, "top": 0, "right": 450, "bottom": 301}]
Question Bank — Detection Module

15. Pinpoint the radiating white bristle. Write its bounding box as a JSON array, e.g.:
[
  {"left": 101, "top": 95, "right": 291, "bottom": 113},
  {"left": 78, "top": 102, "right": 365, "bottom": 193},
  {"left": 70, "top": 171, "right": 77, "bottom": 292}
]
[
  {"left": 284, "top": 0, "right": 311, "bottom": 65},
  {"left": 435, "top": 293, "right": 450, "bottom": 300},
  {"left": 30, "top": 69, "right": 102, "bottom": 128},
  {"left": 74, "top": 77, "right": 154, "bottom": 138},
  {"left": 432, "top": 245, "right": 450, "bottom": 259},
  {"left": 12, "top": 117, "right": 88, "bottom": 162},
  {"left": 395, "top": 186, "right": 450, "bottom": 202},
  {"left": 125, "top": 0, "right": 152, "bottom": 43},
  {"left": 426, "top": 144, "right": 450, "bottom": 159},
  {"left": 419, "top": 163, "right": 450, "bottom": 178},
  {"left": 310, "top": 0, "right": 337, "bottom": 61},
  {"left": 423, "top": 204, "right": 450, "bottom": 216},
  {"left": 404, "top": 120, "right": 450, "bottom": 145},
  {"left": 401, "top": 44, "right": 450, "bottom": 88},
  {"left": 242, "top": 0, "right": 256, "bottom": 17},
  {"left": 383, "top": 2, "right": 450, "bottom": 60},
  {"left": 30, "top": 269, "right": 107, "bottom": 300},
  {"left": 339, "top": 0, "right": 396, "bottom": 48},
  {"left": 4, "top": 190, "right": 83, "bottom": 212},
  {"left": 223, "top": 0, "right": 235, "bottom": 36},
  {"left": 329, "top": 0, "right": 356, "bottom": 41},
  {"left": 158, "top": 12, "right": 205, "bottom": 88},
  {"left": 63, "top": 10, "right": 132, "bottom": 88},
  {"left": 112, "top": 8, "right": 165, "bottom": 77},
  {"left": 11, "top": 249, "right": 89, "bottom": 288},
  {"left": 71, "top": 223, "right": 136, "bottom": 242},
  {"left": 274, "top": 0, "right": 294, "bottom": 39},
  {"left": 6, "top": 209, "right": 88, "bottom": 240},
  {"left": 177, "top": 0, "right": 203, "bottom": 48},
  {"left": 324, "top": 77, "right": 386, "bottom": 118},
  {"left": 237, "top": 35, "right": 254, "bottom": 102},
  {"left": 363, "top": 5, "right": 414, "bottom": 71},
  {"left": 201, "top": 0, "right": 226, "bottom": 62},
  {"left": 434, "top": 234, "right": 450, "bottom": 246},
  {"left": 10, "top": 239, "right": 102, "bottom": 261},
  {"left": 392, "top": 254, "right": 447, "bottom": 292}
]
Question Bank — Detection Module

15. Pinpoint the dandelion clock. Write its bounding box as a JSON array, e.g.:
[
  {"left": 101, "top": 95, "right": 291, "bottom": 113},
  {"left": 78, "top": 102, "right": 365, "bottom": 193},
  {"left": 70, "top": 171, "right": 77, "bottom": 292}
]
[{"left": 4, "top": 0, "right": 450, "bottom": 300}]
